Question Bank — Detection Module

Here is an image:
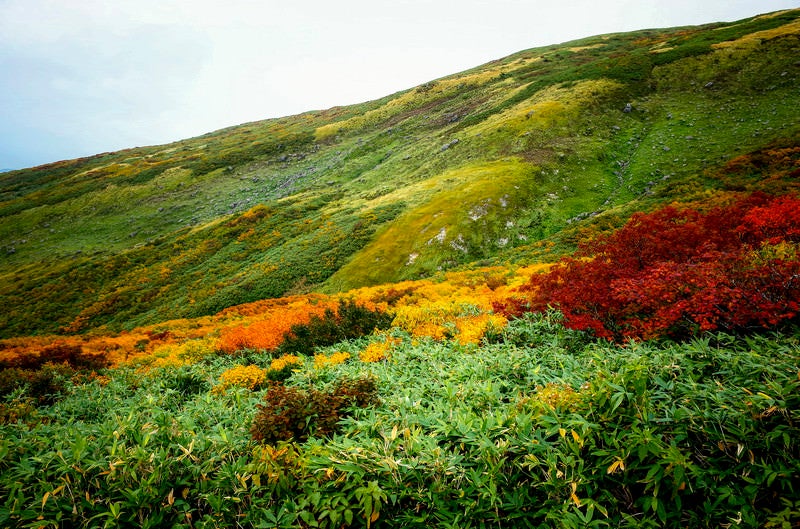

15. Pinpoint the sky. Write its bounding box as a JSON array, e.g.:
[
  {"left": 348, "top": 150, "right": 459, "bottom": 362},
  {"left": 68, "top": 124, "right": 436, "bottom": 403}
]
[{"left": 1, "top": 0, "right": 798, "bottom": 170}]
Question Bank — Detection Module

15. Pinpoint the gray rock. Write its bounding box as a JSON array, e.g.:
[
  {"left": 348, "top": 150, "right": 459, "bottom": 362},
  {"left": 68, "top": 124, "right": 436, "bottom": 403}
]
[{"left": 440, "top": 139, "right": 460, "bottom": 152}]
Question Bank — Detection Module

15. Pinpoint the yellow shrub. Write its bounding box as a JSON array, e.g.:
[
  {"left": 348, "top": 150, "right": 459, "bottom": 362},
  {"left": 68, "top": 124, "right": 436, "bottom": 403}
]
[
  {"left": 410, "top": 321, "right": 449, "bottom": 341},
  {"left": 455, "top": 314, "right": 508, "bottom": 346},
  {"left": 270, "top": 354, "right": 303, "bottom": 372},
  {"left": 393, "top": 300, "right": 502, "bottom": 343},
  {"left": 313, "top": 351, "right": 351, "bottom": 369},
  {"left": 518, "top": 383, "right": 582, "bottom": 413},
  {"left": 359, "top": 338, "right": 398, "bottom": 363},
  {"left": 213, "top": 364, "right": 267, "bottom": 393}
]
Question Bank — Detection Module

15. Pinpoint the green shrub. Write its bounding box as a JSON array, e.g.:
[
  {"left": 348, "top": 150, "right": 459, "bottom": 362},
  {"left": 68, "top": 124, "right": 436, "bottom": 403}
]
[
  {"left": 278, "top": 300, "right": 393, "bottom": 356},
  {"left": 0, "top": 367, "right": 29, "bottom": 398},
  {"left": 0, "top": 363, "right": 75, "bottom": 404},
  {"left": 151, "top": 366, "right": 211, "bottom": 405}
]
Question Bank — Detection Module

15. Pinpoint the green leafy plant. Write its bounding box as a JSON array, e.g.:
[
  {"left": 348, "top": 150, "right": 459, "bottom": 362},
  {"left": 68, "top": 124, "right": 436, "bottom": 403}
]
[{"left": 278, "top": 300, "right": 393, "bottom": 355}]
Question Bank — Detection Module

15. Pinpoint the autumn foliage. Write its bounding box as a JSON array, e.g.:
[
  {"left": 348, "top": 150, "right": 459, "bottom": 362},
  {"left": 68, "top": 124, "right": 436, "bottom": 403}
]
[
  {"left": 250, "top": 377, "right": 379, "bottom": 444},
  {"left": 216, "top": 300, "right": 337, "bottom": 354},
  {"left": 495, "top": 193, "right": 800, "bottom": 340}
]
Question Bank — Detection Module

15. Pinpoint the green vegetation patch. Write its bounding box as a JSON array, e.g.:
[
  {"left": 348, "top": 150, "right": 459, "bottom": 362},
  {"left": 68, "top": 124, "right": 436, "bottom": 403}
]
[
  {"left": 1, "top": 317, "right": 798, "bottom": 527},
  {"left": 326, "top": 159, "right": 541, "bottom": 289}
]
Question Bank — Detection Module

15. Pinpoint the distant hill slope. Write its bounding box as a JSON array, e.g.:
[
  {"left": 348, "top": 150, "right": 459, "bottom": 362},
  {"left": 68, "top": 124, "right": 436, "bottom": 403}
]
[{"left": 1, "top": 9, "right": 799, "bottom": 337}]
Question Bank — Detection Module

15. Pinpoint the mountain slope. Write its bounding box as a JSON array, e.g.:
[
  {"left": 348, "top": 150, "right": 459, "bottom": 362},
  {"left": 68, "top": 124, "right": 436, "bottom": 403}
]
[{"left": 1, "top": 9, "right": 799, "bottom": 337}]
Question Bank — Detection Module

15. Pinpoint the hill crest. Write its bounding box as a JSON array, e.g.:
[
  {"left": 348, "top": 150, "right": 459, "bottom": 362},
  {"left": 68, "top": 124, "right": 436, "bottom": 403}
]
[{"left": 1, "top": 8, "right": 799, "bottom": 337}]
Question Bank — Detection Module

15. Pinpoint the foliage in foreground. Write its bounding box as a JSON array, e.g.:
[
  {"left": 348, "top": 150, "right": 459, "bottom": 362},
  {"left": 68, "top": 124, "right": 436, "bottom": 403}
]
[{"left": 1, "top": 315, "right": 798, "bottom": 528}]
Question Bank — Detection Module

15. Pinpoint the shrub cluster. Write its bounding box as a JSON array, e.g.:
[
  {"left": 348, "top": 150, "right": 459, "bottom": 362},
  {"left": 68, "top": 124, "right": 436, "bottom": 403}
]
[
  {"left": 0, "top": 363, "right": 75, "bottom": 407},
  {"left": 0, "top": 343, "right": 108, "bottom": 371},
  {"left": 212, "top": 364, "right": 268, "bottom": 394},
  {"left": 0, "top": 344, "right": 110, "bottom": 412},
  {"left": 496, "top": 193, "right": 800, "bottom": 340},
  {"left": 278, "top": 300, "right": 393, "bottom": 355},
  {"left": 250, "top": 377, "right": 378, "bottom": 444},
  {"left": 267, "top": 354, "right": 303, "bottom": 381},
  {"left": 358, "top": 337, "right": 397, "bottom": 363},
  {"left": 313, "top": 351, "right": 351, "bottom": 369}
]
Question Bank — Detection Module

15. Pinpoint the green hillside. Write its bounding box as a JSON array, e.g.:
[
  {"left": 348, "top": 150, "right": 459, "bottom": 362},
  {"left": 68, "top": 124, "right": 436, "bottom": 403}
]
[{"left": 2, "top": 9, "right": 799, "bottom": 337}]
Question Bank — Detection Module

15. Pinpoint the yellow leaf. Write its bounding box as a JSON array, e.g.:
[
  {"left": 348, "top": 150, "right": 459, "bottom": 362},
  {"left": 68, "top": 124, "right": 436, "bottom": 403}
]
[
  {"left": 607, "top": 459, "right": 622, "bottom": 474},
  {"left": 570, "top": 482, "right": 581, "bottom": 507},
  {"left": 559, "top": 428, "right": 566, "bottom": 437},
  {"left": 41, "top": 492, "right": 50, "bottom": 510},
  {"left": 370, "top": 511, "right": 380, "bottom": 523},
  {"left": 571, "top": 493, "right": 582, "bottom": 507},
  {"left": 571, "top": 430, "right": 583, "bottom": 446},
  {"left": 167, "top": 489, "right": 174, "bottom": 506}
]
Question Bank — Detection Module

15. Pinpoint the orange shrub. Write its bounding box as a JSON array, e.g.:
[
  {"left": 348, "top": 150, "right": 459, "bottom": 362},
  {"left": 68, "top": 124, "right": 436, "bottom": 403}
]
[{"left": 217, "top": 300, "right": 336, "bottom": 353}]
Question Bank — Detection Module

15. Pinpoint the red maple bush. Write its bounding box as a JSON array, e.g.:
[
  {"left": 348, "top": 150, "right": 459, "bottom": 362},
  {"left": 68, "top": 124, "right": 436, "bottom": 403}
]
[{"left": 494, "top": 193, "right": 800, "bottom": 340}]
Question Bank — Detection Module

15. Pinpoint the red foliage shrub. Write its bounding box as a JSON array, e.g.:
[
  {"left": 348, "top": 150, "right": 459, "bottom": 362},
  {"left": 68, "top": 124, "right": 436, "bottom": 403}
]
[
  {"left": 494, "top": 193, "right": 800, "bottom": 340},
  {"left": 250, "top": 377, "right": 379, "bottom": 444}
]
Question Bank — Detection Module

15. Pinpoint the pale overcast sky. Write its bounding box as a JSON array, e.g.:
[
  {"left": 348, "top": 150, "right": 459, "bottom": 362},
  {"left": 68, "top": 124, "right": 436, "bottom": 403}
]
[{"left": 1, "top": 0, "right": 797, "bottom": 170}]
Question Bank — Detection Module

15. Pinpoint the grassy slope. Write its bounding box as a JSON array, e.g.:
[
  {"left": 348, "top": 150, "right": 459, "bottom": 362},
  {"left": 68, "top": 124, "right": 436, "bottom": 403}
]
[{"left": 1, "top": 9, "right": 799, "bottom": 337}]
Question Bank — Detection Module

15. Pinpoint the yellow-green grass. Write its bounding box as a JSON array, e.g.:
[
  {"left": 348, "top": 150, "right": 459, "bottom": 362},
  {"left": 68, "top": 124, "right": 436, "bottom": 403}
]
[{"left": 325, "top": 159, "right": 539, "bottom": 290}]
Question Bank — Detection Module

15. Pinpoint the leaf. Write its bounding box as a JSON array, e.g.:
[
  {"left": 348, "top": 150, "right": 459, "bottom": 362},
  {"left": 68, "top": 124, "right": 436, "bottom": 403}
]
[
  {"left": 606, "top": 458, "right": 625, "bottom": 474},
  {"left": 570, "top": 482, "right": 581, "bottom": 507},
  {"left": 571, "top": 429, "right": 583, "bottom": 446}
]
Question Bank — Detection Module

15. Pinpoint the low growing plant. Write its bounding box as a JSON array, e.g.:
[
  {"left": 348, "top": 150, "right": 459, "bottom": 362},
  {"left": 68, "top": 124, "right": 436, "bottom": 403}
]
[
  {"left": 278, "top": 300, "right": 393, "bottom": 355},
  {"left": 213, "top": 364, "right": 268, "bottom": 393},
  {"left": 250, "top": 376, "right": 379, "bottom": 444}
]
